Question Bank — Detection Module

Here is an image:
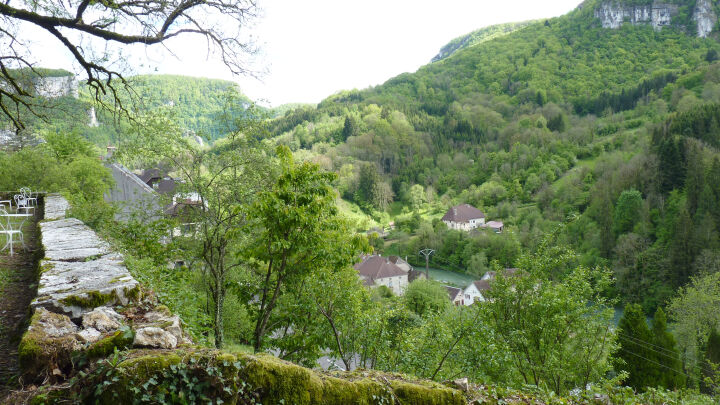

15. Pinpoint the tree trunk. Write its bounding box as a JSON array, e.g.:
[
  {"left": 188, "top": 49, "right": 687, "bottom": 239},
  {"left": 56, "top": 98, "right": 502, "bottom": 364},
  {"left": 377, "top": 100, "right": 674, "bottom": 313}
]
[{"left": 214, "top": 266, "right": 225, "bottom": 349}]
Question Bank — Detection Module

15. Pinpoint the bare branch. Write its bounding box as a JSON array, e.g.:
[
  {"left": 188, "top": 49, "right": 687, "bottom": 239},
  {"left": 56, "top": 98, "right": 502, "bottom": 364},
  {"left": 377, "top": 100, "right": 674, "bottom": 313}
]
[{"left": 0, "top": 0, "right": 259, "bottom": 130}]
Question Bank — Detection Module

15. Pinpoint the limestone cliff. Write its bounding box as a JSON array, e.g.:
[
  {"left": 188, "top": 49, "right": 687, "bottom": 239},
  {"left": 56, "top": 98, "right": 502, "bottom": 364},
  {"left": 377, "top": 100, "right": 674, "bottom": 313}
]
[
  {"left": 594, "top": 0, "right": 718, "bottom": 36},
  {"left": 694, "top": 0, "right": 718, "bottom": 37},
  {"left": 32, "top": 75, "right": 78, "bottom": 98},
  {"left": 594, "top": 2, "right": 678, "bottom": 31}
]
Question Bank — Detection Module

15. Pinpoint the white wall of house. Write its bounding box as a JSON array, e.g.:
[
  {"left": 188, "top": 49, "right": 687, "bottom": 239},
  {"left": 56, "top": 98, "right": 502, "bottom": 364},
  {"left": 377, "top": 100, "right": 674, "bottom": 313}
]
[
  {"left": 443, "top": 217, "right": 485, "bottom": 231},
  {"left": 463, "top": 284, "right": 486, "bottom": 305},
  {"left": 375, "top": 275, "right": 408, "bottom": 296}
]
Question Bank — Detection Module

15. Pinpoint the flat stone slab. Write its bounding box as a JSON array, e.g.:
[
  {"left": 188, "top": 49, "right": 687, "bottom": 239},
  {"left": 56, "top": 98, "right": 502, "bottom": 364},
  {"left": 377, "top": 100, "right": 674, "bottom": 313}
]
[
  {"left": 44, "top": 194, "right": 70, "bottom": 220},
  {"left": 40, "top": 218, "right": 111, "bottom": 261},
  {"left": 32, "top": 254, "right": 138, "bottom": 319}
]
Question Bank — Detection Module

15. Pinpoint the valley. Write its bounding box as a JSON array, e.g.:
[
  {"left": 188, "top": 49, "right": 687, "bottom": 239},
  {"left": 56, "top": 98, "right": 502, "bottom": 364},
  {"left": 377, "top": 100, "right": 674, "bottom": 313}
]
[{"left": 2, "top": 0, "right": 720, "bottom": 402}]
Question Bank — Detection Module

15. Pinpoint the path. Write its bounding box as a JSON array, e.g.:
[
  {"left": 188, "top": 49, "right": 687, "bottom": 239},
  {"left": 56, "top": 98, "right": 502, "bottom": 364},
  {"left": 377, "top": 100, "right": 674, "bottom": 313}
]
[{"left": 0, "top": 209, "right": 41, "bottom": 399}]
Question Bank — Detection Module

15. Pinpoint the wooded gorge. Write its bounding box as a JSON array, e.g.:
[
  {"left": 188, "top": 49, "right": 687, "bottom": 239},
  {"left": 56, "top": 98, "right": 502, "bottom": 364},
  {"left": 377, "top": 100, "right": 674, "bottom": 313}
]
[{"left": 4, "top": 0, "right": 720, "bottom": 402}]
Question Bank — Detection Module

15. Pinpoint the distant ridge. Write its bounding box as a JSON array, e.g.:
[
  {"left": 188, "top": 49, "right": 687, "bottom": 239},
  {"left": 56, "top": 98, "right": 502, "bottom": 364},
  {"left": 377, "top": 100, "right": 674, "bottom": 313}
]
[{"left": 431, "top": 20, "right": 537, "bottom": 62}]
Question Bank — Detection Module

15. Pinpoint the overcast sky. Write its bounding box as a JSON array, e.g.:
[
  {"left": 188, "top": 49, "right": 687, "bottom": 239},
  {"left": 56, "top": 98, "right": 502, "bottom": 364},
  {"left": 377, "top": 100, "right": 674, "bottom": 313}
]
[{"left": 30, "top": 0, "right": 583, "bottom": 106}]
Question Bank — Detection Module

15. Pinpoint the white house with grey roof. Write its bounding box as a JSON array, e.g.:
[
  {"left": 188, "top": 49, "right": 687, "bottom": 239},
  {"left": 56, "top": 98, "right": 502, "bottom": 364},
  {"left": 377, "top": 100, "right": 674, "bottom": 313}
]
[
  {"left": 354, "top": 255, "right": 409, "bottom": 296},
  {"left": 442, "top": 204, "right": 486, "bottom": 231},
  {"left": 442, "top": 203, "right": 504, "bottom": 233}
]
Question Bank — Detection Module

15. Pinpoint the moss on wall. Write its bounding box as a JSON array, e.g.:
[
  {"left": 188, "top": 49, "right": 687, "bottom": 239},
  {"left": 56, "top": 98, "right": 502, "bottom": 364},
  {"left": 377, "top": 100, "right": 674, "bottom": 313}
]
[
  {"left": 85, "top": 330, "right": 133, "bottom": 359},
  {"left": 28, "top": 349, "right": 468, "bottom": 404},
  {"left": 18, "top": 310, "right": 82, "bottom": 383},
  {"left": 59, "top": 290, "right": 117, "bottom": 308}
]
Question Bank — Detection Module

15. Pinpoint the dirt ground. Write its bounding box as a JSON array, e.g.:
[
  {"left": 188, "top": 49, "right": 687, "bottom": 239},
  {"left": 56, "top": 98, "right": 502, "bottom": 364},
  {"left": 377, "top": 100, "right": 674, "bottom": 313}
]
[{"left": 0, "top": 212, "right": 41, "bottom": 400}]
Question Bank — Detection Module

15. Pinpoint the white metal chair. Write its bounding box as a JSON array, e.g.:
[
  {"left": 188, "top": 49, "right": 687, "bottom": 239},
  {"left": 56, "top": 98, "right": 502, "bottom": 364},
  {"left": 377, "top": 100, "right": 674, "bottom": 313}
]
[
  {"left": 0, "top": 208, "right": 23, "bottom": 256},
  {"left": 20, "top": 187, "right": 37, "bottom": 207},
  {"left": 14, "top": 194, "right": 33, "bottom": 215}
]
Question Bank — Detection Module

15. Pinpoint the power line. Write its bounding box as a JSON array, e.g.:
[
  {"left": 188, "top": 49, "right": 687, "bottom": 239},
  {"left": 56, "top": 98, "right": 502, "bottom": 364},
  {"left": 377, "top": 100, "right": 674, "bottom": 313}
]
[
  {"left": 617, "top": 335, "right": 681, "bottom": 361},
  {"left": 617, "top": 333, "right": 716, "bottom": 377},
  {"left": 619, "top": 348, "right": 699, "bottom": 383},
  {"left": 617, "top": 331, "right": 680, "bottom": 357}
]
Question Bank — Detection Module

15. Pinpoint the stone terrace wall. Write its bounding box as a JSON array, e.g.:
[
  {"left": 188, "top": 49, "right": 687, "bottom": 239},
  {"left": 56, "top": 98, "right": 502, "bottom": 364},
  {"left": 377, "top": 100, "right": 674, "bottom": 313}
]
[
  {"left": 20, "top": 194, "right": 189, "bottom": 384},
  {"left": 34, "top": 194, "right": 138, "bottom": 319}
]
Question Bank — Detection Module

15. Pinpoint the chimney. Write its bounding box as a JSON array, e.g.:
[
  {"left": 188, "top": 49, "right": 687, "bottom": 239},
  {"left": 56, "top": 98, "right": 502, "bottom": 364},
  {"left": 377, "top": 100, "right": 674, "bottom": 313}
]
[{"left": 106, "top": 145, "right": 116, "bottom": 159}]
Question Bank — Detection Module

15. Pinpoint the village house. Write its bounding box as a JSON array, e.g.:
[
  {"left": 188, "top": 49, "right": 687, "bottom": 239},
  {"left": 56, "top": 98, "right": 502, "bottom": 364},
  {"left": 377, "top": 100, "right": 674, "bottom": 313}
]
[
  {"left": 464, "top": 268, "right": 521, "bottom": 305},
  {"left": 354, "top": 255, "right": 409, "bottom": 296},
  {"left": 441, "top": 204, "right": 504, "bottom": 233},
  {"left": 483, "top": 220, "right": 504, "bottom": 233},
  {"left": 463, "top": 280, "right": 490, "bottom": 305},
  {"left": 441, "top": 204, "right": 485, "bottom": 231},
  {"left": 445, "top": 286, "right": 465, "bottom": 306}
]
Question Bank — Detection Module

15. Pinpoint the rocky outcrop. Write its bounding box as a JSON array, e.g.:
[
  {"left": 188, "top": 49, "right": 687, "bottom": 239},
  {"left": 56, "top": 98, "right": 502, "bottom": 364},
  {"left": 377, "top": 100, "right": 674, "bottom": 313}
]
[
  {"left": 594, "top": 2, "right": 678, "bottom": 31},
  {"left": 88, "top": 107, "right": 99, "bottom": 127},
  {"left": 595, "top": 0, "right": 719, "bottom": 36},
  {"left": 694, "top": 0, "right": 717, "bottom": 37},
  {"left": 33, "top": 76, "right": 78, "bottom": 99}
]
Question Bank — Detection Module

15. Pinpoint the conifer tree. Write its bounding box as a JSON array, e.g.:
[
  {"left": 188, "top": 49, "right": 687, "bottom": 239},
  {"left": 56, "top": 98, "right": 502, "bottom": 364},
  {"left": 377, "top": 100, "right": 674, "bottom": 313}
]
[
  {"left": 651, "top": 307, "right": 686, "bottom": 389},
  {"left": 702, "top": 328, "right": 720, "bottom": 393},
  {"left": 685, "top": 145, "right": 705, "bottom": 216},
  {"left": 342, "top": 115, "right": 358, "bottom": 141},
  {"left": 617, "top": 303, "right": 658, "bottom": 389}
]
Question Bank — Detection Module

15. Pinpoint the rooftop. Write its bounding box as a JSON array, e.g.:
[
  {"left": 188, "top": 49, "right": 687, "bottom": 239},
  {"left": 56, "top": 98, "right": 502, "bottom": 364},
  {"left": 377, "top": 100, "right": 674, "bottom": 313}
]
[
  {"left": 445, "top": 286, "right": 463, "bottom": 301},
  {"left": 441, "top": 204, "right": 485, "bottom": 223},
  {"left": 354, "top": 255, "right": 407, "bottom": 281}
]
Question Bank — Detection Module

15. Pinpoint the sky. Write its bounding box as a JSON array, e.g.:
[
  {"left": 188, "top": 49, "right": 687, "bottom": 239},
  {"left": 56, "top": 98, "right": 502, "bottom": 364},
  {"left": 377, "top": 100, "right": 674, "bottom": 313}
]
[{"left": 27, "top": 0, "right": 584, "bottom": 107}]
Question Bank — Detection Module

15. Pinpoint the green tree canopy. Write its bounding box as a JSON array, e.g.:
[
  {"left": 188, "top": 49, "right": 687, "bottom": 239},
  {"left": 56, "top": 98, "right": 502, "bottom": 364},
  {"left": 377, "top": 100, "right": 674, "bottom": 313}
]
[{"left": 403, "top": 280, "right": 451, "bottom": 317}]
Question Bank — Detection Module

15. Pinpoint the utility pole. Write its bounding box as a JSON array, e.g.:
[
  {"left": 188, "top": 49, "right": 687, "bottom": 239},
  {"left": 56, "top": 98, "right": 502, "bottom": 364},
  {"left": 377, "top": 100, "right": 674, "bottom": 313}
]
[{"left": 419, "top": 248, "right": 435, "bottom": 280}]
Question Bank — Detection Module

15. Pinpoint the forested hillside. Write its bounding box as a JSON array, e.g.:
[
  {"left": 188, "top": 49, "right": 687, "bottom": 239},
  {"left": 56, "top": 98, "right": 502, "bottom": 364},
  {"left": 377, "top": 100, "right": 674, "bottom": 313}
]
[
  {"left": 264, "top": 0, "right": 720, "bottom": 387},
  {"left": 0, "top": 73, "right": 253, "bottom": 146},
  {"left": 122, "top": 75, "right": 252, "bottom": 139}
]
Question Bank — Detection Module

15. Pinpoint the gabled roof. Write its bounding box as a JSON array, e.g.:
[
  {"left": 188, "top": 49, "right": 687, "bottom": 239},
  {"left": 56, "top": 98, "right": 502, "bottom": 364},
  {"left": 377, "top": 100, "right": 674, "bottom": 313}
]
[
  {"left": 442, "top": 204, "right": 485, "bottom": 223},
  {"left": 471, "top": 279, "right": 492, "bottom": 292},
  {"left": 156, "top": 178, "right": 178, "bottom": 195},
  {"left": 163, "top": 200, "right": 202, "bottom": 217},
  {"left": 139, "top": 168, "right": 164, "bottom": 184},
  {"left": 484, "top": 220, "right": 504, "bottom": 229},
  {"left": 504, "top": 268, "right": 520, "bottom": 277},
  {"left": 354, "top": 255, "right": 407, "bottom": 281},
  {"left": 388, "top": 256, "right": 412, "bottom": 272},
  {"left": 445, "top": 286, "right": 463, "bottom": 301}
]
